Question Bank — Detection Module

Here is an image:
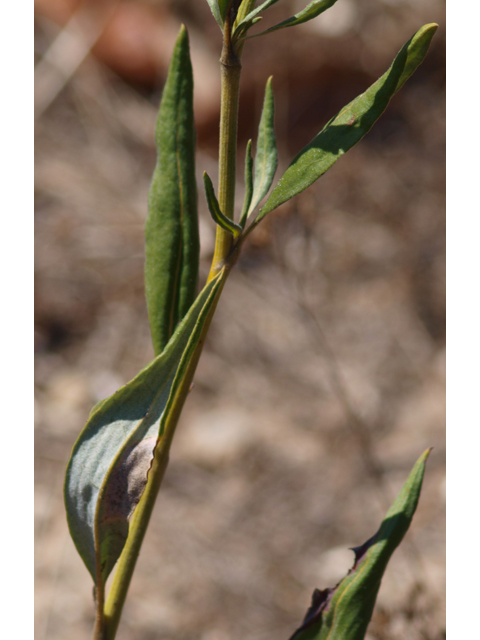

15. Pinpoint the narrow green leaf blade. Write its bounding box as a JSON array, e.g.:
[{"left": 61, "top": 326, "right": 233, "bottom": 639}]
[
  {"left": 254, "top": 0, "right": 339, "bottom": 37},
  {"left": 239, "top": 139, "right": 253, "bottom": 228},
  {"left": 233, "top": 0, "right": 281, "bottom": 39},
  {"left": 257, "top": 23, "right": 438, "bottom": 222},
  {"left": 65, "top": 272, "right": 225, "bottom": 586},
  {"left": 145, "top": 26, "right": 200, "bottom": 357},
  {"left": 290, "top": 449, "right": 431, "bottom": 640},
  {"left": 203, "top": 172, "right": 243, "bottom": 238},
  {"left": 238, "top": 0, "right": 281, "bottom": 26},
  {"left": 248, "top": 77, "right": 277, "bottom": 216},
  {"left": 205, "top": 0, "right": 224, "bottom": 27}
]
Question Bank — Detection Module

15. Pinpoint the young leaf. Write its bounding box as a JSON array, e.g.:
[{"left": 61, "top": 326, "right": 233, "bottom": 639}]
[
  {"left": 252, "top": 0, "right": 339, "bottom": 38},
  {"left": 239, "top": 139, "right": 253, "bottom": 228},
  {"left": 205, "top": 0, "right": 224, "bottom": 28},
  {"left": 64, "top": 272, "right": 225, "bottom": 588},
  {"left": 233, "top": 0, "right": 281, "bottom": 40},
  {"left": 145, "top": 26, "right": 200, "bottom": 357},
  {"left": 255, "top": 23, "right": 438, "bottom": 223},
  {"left": 234, "top": 0, "right": 259, "bottom": 29},
  {"left": 289, "top": 449, "right": 431, "bottom": 640},
  {"left": 203, "top": 172, "right": 243, "bottom": 238},
  {"left": 247, "top": 77, "right": 277, "bottom": 217}
]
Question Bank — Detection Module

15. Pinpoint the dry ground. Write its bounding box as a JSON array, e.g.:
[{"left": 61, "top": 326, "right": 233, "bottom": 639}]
[{"left": 35, "top": 1, "right": 445, "bottom": 639}]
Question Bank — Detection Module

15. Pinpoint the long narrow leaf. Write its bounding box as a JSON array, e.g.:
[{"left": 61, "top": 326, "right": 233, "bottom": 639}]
[
  {"left": 256, "top": 23, "right": 437, "bottom": 223},
  {"left": 239, "top": 139, "right": 253, "bottom": 228},
  {"left": 252, "top": 0, "right": 339, "bottom": 38},
  {"left": 145, "top": 26, "right": 200, "bottom": 357},
  {"left": 203, "top": 172, "right": 243, "bottom": 238},
  {"left": 65, "top": 272, "right": 225, "bottom": 588},
  {"left": 290, "top": 449, "right": 430, "bottom": 640},
  {"left": 248, "top": 77, "right": 277, "bottom": 216}
]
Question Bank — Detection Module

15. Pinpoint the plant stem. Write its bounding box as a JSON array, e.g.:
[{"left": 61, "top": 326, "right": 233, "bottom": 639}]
[
  {"left": 92, "top": 582, "right": 105, "bottom": 640},
  {"left": 101, "top": 18, "right": 243, "bottom": 637},
  {"left": 102, "top": 274, "right": 227, "bottom": 640},
  {"left": 208, "top": 12, "right": 242, "bottom": 281}
]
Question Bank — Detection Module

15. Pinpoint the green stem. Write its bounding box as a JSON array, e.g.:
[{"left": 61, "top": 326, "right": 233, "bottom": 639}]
[
  {"left": 100, "top": 13, "right": 244, "bottom": 639},
  {"left": 103, "top": 275, "right": 227, "bottom": 640},
  {"left": 208, "top": 12, "right": 242, "bottom": 281}
]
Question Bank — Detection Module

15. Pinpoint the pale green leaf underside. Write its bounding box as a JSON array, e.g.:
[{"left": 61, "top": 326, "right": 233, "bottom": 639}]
[
  {"left": 145, "top": 26, "right": 200, "bottom": 357},
  {"left": 248, "top": 76, "right": 277, "bottom": 217},
  {"left": 256, "top": 23, "right": 438, "bottom": 223},
  {"left": 205, "top": 0, "right": 223, "bottom": 27},
  {"left": 290, "top": 449, "right": 430, "bottom": 640},
  {"left": 65, "top": 272, "right": 224, "bottom": 586},
  {"left": 203, "top": 172, "right": 243, "bottom": 238}
]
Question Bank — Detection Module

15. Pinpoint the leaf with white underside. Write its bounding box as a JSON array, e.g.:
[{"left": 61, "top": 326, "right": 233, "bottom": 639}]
[
  {"left": 247, "top": 77, "right": 277, "bottom": 217},
  {"left": 145, "top": 26, "right": 199, "bottom": 357},
  {"left": 203, "top": 172, "right": 243, "bottom": 238},
  {"left": 65, "top": 272, "right": 224, "bottom": 588},
  {"left": 254, "top": 23, "right": 438, "bottom": 224},
  {"left": 289, "top": 449, "right": 430, "bottom": 640}
]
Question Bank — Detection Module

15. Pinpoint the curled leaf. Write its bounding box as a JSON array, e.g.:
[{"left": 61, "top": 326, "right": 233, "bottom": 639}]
[
  {"left": 65, "top": 272, "right": 225, "bottom": 588},
  {"left": 145, "top": 26, "right": 200, "bottom": 357},
  {"left": 256, "top": 23, "right": 438, "bottom": 223},
  {"left": 203, "top": 172, "right": 243, "bottom": 238},
  {"left": 290, "top": 449, "right": 431, "bottom": 640}
]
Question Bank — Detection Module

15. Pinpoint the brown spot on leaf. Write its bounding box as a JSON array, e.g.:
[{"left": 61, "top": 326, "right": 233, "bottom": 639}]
[
  {"left": 96, "top": 436, "right": 158, "bottom": 581},
  {"left": 101, "top": 436, "right": 157, "bottom": 523}
]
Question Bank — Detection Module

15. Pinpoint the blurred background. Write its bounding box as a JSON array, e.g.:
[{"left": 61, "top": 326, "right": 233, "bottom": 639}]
[{"left": 34, "top": 1, "right": 445, "bottom": 639}]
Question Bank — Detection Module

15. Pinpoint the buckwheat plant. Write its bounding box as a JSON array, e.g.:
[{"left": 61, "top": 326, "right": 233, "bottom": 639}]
[{"left": 64, "top": 2, "right": 437, "bottom": 639}]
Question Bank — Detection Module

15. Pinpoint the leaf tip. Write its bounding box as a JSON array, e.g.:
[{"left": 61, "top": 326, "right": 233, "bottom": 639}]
[
  {"left": 178, "top": 23, "right": 188, "bottom": 40},
  {"left": 415, "top": 22, "right": 438, "bottom": 46},
  {"left": 419, "top": 447, "right": 433, "bottom": 466}
]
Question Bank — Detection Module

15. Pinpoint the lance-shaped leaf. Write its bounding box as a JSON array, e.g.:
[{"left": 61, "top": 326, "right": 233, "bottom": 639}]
[
  {"left": 247, "top": 77, "right": 277, "bottom": 217},
  {"left": 251, "top": 0, "right": 339, "bottom": 38},
  {"left": 203, "top": 172, "right": 243, "bottom": 238},
  {"left": 255, "top": 23, "right": 437, "bottom": 224},
  {"left": 289, "top": 449, "right": 431, "bottom": 640},
  {"left": 239, "top": 139, "right": 253, "bottom": 228},
  {"left": 145, "top": 26, "right": 200, "bottom": 357},
  {"left": 65, "top": 272, "right": 225, "bottom": 588}
]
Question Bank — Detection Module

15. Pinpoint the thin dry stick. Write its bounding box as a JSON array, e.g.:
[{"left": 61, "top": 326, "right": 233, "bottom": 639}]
[{"left": 35, "top": 0, "right": 118, "bottom": 119}]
